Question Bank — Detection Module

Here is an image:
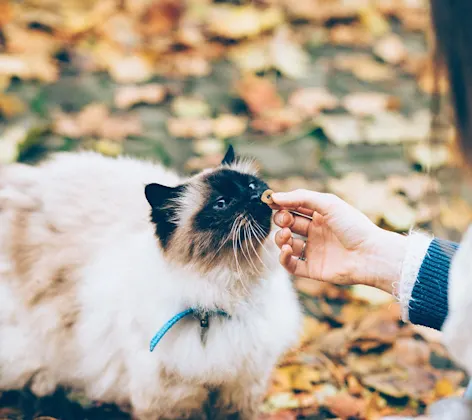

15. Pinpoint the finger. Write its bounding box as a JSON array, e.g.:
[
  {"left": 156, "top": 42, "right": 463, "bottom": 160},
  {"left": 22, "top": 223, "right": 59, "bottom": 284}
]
[
  {"left": 272, "top": 190, "right": 341, "bottom": 216},
  {"left": 280, "top": 245, "right": 309, "bottom": 278},
  {"left": 275, "top": 229, "right": 305, "bottom": 256},
  {"left": 274, "top": 211, "right": 311, "bottom": 237}
]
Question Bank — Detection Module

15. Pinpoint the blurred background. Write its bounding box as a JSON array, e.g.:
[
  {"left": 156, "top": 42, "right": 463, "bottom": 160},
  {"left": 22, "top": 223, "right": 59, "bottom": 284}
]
[{"left": 0, "top": 0, "right": 471, "bottom": 419}]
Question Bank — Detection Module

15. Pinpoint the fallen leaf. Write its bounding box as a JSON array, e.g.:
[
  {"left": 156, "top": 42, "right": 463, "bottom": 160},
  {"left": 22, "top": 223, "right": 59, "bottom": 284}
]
[
  {"left": 114, "top": 84, "right": 167, "bottom": 109},
  {"left": 298, "top": 316, "right": 330, "bottom": 346},
  {"left": 251, "top": 108, "right": 303, "bottom": 134},
  {"left": 440, "top": 197, "right": 472, "bottom": 232},
  {"left": 0, "top": 94, "right": 27, "bottom": 119},
  {"left": 383, "top": 196, "right": 416, "bottom": 231},
  {"left": 391, "top": 338, "right": 431, "bottom": 367},
  {"left": 236, "top": 75, "right": 283, "bottom": 116},
  {"left": 342, "top": 92, "right": 400, "bottom": 116},
  {"left": 94, "top": 139, "right": 123, "bottom": 156},
  {"left": 0, "top": 53, "right": 58, "bottom": 83},
  {"left": 213, "top": 114, "right": 248, "bottom": 139},
  {"left": 258, "top": 411, "right": 297, "bottom": 420},
  {"left": 167, "top": 118, "right": 214, "bottom": 138},
  {"left": 228, "top": 40, "right": 272, "bottom": 73},
  {"left": 434, "top": 378, "right": 455, "bottom": 398},
  {"left": 329, "top": 24, "right": 373, "bottom": 47},
  {"left": 373, "top": 34, "right": 408, "bottom": 65},
  {"left": 408, "top": 143, "right": 451, "bottom": 170},
  {"left": 53, "top": 104, "right": 142, "bottom": 140},
  {"left": 270, "top": 26, "right": 310, "bottom": 79},
  {"left": 334, "top": 54, "right": 396, "bottom": 82},
  {"left": 107, "top": 54, "right": 154, "bottom": 84},
  {"left": 317, "top": 115, "right": 363, "bottom": 146},
  {"left": 171, "top": 96, "right": 211, "bottom": 118},
  {"left": 193, "top": 138, "right": 225, "bottom": 156},
  {"left": 288, "top": 88, "right": 339, "bottom": 117},
  {"left": 325, "top": 393, "right": 367, "bottom": 419},
  {"left": 207, "top": 4, "right": 283, "bottom": 40},
  {"left": 351, "top": 285, "right": 394, "bottom": 305},
  {"left": 185, "top": 153, "right": 225, "bottom": 173},
  {"left": 387, "top": 174, "right": 439, "bottom": 202}
]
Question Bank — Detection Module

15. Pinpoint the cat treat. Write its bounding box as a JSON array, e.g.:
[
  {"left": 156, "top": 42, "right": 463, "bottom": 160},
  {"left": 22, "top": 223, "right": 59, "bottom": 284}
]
[{"left": 261, "top": 189, "right": 274, "bottom": 205}]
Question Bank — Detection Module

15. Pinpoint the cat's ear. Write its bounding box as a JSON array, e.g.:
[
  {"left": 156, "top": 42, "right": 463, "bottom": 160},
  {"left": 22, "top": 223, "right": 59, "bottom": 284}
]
[
  {"left": 221, "top": 145, "right": 235, "bottom": 165},
  {"left": 145, "top": 183, "right": 181, "bottom": 209}
]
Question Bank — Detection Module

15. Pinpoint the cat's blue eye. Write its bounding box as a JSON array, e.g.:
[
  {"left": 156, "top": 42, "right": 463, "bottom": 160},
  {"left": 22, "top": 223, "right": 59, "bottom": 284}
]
[
  {"left": 249, "top": 182, "right": 256, "bottom": 190},
  {"left": 213, "top": 198, "right": 227, "bottom": 210}
]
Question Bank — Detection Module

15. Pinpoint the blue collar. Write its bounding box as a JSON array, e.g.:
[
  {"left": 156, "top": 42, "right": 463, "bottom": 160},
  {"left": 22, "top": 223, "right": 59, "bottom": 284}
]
[{"left": 150, "top": 308, "right": 230, "bottom": 352}]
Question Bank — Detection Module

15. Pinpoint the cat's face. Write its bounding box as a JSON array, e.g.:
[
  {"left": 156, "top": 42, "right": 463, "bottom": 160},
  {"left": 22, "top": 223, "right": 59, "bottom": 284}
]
[{"left": 145, "top": 146, "right": 272, "bottom": 274}]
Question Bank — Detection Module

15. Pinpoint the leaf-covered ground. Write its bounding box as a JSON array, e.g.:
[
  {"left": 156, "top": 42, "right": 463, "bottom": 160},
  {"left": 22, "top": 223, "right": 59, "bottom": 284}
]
[{"left": 1, "top": 0, "right": 471, "bottom": 419}]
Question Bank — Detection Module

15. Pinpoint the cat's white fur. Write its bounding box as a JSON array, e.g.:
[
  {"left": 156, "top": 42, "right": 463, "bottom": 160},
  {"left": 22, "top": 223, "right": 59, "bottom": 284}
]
[{"left": 0, "top": 152, "right": 302, "bottom": 419}]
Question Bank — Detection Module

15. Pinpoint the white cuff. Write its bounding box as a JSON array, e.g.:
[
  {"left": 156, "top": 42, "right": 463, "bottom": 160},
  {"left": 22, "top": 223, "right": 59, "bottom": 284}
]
[{"left": 396, "top": 230, "right": 433, "bottom": 322}]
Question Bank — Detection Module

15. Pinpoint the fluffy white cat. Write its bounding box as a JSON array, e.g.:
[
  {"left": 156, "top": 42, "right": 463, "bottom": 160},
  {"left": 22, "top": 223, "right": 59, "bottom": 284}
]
[{"left": 0, "top": 146, "right": 302, "bottom": 419}]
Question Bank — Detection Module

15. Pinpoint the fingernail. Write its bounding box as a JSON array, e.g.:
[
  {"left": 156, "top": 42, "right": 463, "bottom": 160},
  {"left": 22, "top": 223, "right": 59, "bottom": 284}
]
[{"left": 274, "top": 212, "right": 284, "bottom": 225}]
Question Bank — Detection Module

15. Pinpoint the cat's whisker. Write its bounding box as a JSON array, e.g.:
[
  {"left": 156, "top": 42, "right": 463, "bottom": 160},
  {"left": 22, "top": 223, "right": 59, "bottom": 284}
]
[
  {"left": 247, "top": 221, "right": 269, "bottom": 271},
  {"left": 249, "top": 217, "right": 276, "bottom": 264},
  {"left": 236, "top": 219, "right": 251, "bottom": 297},
  {"left": 232, "top": 216, "right": 245, "bottom": 284},
  {"left": 243, "top": 222, "right": 260, "bottom": 275}
]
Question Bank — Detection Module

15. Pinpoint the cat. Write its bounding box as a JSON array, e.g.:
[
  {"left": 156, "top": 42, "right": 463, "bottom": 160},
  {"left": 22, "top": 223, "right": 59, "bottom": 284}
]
[{"left": 0, "top": 146, "right": 302, "bottom": 419}]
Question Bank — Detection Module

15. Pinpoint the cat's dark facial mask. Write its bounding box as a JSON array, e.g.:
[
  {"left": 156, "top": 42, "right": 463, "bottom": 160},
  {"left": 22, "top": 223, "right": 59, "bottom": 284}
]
[{"left": 145, "top": 146, "right": 272, "bottom": 273}]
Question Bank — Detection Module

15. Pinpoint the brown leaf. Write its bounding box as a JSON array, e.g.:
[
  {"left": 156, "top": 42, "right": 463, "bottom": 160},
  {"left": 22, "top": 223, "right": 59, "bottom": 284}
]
[
  {"left": 114, "top": 84, "right": 167, "bottom": 109},
  {"left": 288, "top": 88, "right": 339, "bottom": 117},
  {"left": 236, "top": 75, "right": 283, "bottom": 116},
  {"left": 325, "top": 393, "right": 367, "bottom": 419},
  {"left": 391, "top": 338, "right": 431, "bottom": 367},
  {"left": 342, "top": 92, "right": 400, "bottom": 116},
  {"left": 53, "top": 104, "right": 142, "bottom": 140},
  {"left": 258, "top": 411, "right": 297, "bottom": 420},
  {"left": 251, "top": 108, "right": 302, "bottom": 134},
  {"left": 140, "top": 0, "right": 183, "bottom": 36},
  {"left": 373, "top": 34, "right": 408, "bottom": 65},
  {"left": 0, "top": 93, "right": 27, "bottom": 119},
  {"left": 298, "top": 316, "right": 330, "bottom": 346}
]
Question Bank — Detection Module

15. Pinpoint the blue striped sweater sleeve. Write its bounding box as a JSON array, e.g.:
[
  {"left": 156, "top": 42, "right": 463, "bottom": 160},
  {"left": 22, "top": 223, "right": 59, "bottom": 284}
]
[{"left": 408, "top": 238, "right": 459, "bottom": 330}]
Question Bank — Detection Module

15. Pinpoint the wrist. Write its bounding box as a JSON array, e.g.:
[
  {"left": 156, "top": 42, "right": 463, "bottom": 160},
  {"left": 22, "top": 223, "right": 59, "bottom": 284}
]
[{"left": 355, "top": 228, "right": 408, "bottom": 295}]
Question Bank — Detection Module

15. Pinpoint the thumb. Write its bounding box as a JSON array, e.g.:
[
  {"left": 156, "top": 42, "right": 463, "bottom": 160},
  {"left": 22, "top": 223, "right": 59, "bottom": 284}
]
[{"left": 271, "top": 190, "right": 340, "bottom": 216}]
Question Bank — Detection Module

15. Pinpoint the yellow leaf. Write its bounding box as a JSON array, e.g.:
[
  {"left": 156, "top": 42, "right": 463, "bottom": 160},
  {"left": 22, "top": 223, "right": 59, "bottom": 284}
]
[
  {"left": 207, "top": 5, "right": 283, "bottom": 40},
  {"left": 342, "top": 92, "right": 400, "bottom": 116},
  {"left": 359, "top": 7, "right": 390, "bottom": 37},
  {"left": 94, "top": 139, "right": 123, "bottom": 157},
  {"left": 289, "top": 88, "right": 339, "bottom": 117},
  {"left": 171, "top": 97, "right": 211, "bottom": 118}
]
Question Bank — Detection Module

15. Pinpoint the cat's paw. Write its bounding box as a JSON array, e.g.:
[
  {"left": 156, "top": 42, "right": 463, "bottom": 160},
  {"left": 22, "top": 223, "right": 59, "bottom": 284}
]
[{"left": 30, "top": 369, "right": 57, "bottom": 397}]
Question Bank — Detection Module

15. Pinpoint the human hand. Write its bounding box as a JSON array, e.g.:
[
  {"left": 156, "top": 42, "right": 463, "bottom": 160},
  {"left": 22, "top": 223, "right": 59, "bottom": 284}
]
[{"left": 270, "top": 189, "right": 408, "bottom": 294}]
